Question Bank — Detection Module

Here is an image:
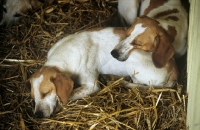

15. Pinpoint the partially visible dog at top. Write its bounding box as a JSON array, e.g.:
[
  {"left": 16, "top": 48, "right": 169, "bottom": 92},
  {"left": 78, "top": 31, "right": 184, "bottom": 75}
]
[{"left": 0, "top": 0, "right": 42, "bottom": 26}]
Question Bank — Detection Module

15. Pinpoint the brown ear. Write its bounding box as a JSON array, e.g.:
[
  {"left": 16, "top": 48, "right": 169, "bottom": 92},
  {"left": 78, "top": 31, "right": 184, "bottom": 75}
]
[
  {"left": 152, "top": 36, "right": 175, "bottom": 68},
  {"left": 25, "top": 79, "right": 31, "bottom": 92},
  {"left": 53, "top": 73, "right": 74, "bottom": 105}
]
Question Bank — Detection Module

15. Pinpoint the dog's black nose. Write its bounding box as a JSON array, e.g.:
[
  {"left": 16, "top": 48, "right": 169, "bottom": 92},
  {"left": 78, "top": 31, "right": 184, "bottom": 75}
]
[
  {"left": 111, "top": 49, "right": 119, "bottom": 59},
  {"left": 35, "top": 111, "right": 44, "bottom": 118}
]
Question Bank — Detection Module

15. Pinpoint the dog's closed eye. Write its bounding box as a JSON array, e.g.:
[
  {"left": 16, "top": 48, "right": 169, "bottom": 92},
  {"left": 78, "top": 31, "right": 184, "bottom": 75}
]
[
  {"left": 131, "top": 40, "right": 141, "bottom": 46},
  {"left": 41, "top": 90, "right": 51, "bottom": 98}
]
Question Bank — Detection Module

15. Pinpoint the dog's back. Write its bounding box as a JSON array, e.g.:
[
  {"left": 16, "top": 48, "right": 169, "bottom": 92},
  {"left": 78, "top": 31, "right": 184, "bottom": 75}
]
[{"left": 45, "top": 27, "right": 129, "bottom": 77}]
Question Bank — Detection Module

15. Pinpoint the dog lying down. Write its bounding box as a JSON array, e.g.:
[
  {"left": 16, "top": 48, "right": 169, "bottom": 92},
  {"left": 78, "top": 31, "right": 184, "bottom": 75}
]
[{"left": 25, "top": 16, "right": 178, "bottom": 118}]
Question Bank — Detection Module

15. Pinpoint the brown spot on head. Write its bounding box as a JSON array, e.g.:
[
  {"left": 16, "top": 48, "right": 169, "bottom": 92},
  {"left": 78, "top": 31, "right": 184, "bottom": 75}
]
[
  {"left": 26, "top": 66, "right": 60, "bottom": 99},
  {"left": 126, "top": 16, "right": 161, "bottom": 51},
  {"left": 113, "top": 27, "right": 127, "bottom": 41}
]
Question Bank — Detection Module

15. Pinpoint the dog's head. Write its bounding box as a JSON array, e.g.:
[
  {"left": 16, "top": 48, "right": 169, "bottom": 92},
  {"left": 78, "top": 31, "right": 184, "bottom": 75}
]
[
  {"left": 0, "top": 0, "right": 42, "bottom": 26},
  {"left": 25, "top": 66, "right": 74, "bottom": 118},
  {"left": 111, "top": 16, "right": 175, "bottom": 68}
]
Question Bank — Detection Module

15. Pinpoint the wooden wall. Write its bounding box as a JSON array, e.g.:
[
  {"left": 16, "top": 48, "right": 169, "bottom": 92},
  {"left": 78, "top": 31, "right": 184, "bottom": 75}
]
[{"left": 187, "top": 0, "right": 200, "bottom": 129}]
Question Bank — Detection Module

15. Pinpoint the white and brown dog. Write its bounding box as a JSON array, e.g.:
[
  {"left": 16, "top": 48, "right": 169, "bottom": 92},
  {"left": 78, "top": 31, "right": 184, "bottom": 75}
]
[
  {"left": 0, "top": 0, "right": 42, "bottom": 26},
  {"left": 26, "top": 20, "right": 178, "bottom": 118},
  {"left": 118, "top": 0, "right": 188, "bottom": 58}
]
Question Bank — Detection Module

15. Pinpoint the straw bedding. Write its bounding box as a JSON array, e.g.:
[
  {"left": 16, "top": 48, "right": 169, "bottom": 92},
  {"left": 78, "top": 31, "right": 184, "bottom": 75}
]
[{"left": 0, "top": 0, "right": 188, "bottom": 129}]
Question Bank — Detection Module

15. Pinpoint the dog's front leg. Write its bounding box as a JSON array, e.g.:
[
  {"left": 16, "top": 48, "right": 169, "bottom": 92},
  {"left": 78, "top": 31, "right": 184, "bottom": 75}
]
[
  {"left": 119, "top": 80, "right": 147, "bottom": 89},
  {"left": 69, "top": 83, "right": 100, "bottom": 101}
]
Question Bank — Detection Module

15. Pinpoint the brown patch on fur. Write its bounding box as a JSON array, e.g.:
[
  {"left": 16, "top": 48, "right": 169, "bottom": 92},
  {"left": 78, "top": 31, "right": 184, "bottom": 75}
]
[
  {"left": 143, "top": 0, "right": 169, "bottom": 15},
  {"left": 113, "top": 28, "right": 127, "bottom": 41},
  {"left": 166, "top": 25, "right": 177, "bottom": 43},
  {"left": 154, "top": 9, "right": 179, "bottom": 19},
  {"left": 167, "top": 58, "right": 178, "bottom": 82},
  {"left": 53, "top": 73, "right": 74, "bottom": 104},
  {"left": 152, "top": 35, "right": 175, "bottom": 68},
  {"left": 165, "top": 16, "right": 179, "bottom": 21}
]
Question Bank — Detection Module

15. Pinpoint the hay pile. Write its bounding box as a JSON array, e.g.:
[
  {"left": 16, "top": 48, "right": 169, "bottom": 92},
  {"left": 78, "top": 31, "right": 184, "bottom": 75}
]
[{"left": 0, "top": 0, "right": 188, "bottom": 129}]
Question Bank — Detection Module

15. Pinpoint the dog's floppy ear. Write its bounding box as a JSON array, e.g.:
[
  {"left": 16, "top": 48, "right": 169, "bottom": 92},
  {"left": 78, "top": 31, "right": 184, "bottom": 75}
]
[
  {"left": 152, "top": 36, "right": 175, "bottom": 68},
  {"left": 52, "top": 73, "right": 74, "bottom": 105},
  {"left": 25, "top": 79, "right": 31, "bottom": 92}
]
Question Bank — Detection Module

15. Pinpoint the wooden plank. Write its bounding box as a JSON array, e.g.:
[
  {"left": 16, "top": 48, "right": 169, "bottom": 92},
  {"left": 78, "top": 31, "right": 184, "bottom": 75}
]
[{"left": 187, "top": 0, "right": 200, "bottom": 129}]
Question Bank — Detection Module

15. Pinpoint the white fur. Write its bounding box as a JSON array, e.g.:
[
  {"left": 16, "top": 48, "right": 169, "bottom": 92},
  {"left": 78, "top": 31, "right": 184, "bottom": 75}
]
[
  {"left": 118, "top": 0, "right": 141, "bottom": 25},
  {"left": 32, "top": 75, "right": 43, "bottom": 106},
  {"left": 126, "top": 50, "right": 174, "bottom": 87}
]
